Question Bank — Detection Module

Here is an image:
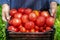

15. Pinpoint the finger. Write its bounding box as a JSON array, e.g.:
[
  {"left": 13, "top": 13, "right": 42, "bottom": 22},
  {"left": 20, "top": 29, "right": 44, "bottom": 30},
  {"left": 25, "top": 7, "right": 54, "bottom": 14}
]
[{"left": 2, "top": 9, "right": 7, "bottom": 22}]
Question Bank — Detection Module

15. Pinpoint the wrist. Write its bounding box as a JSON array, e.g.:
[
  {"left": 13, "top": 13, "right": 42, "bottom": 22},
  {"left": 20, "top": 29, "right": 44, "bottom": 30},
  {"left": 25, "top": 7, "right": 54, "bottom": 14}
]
[
  {"left": 49, "top": 9, "right": 56, "bottom": 18},
  {"left": 2, "top": 4, "right": 10, "bottom": 12}
]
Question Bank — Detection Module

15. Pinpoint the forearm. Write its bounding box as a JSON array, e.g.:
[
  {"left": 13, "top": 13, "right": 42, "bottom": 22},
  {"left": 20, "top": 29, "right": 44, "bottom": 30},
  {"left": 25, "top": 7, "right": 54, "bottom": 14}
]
[{"left": 50, "top": 2, "right": 57, "bottom": 18}]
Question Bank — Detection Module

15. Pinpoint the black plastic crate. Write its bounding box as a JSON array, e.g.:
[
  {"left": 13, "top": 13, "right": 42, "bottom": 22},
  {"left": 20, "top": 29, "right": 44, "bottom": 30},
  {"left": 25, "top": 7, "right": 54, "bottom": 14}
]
[{"left": 6, "top": 27, "right": 55, "bottom": 40}]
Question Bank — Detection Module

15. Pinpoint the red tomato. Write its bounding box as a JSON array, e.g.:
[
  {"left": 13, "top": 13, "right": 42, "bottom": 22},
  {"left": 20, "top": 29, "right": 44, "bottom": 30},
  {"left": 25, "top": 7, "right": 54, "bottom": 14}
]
[
  {"left": 39, "top": 27, "right": 44, "bottom": 31},
  {"left": 12, "top": 18, "right": 21, "bottom": 27},
  {"left": 18, "top": 25, "right": 23, "bottom": 29},
  {"left": 46, "top": 27, "right": 51, "bottom": 31},
  {"left": 29, "top": 12, "right": 37, "bottom": 21},
  {"left": 36, "top": 16, "right": 45, "bottom": 26},
  {"left": 42, "top": 30, "right": 46, "bottom": 32},
  {"left": 22, "top": 15, "right": 29, "bottom": 23},
  {"left": 19, "top": 27, "right": 26, "bottom": 32},
  {"left": 44, "top": 24, "right": 47, "bottom": 27},
  {"left": 18, "top": 8, "right": 25, "bottom": 13},
  {"left": 26, "top": 30, "right": 30, "bottom": 32},
  {"left": 10, "top": 9, "right": 17, "bottom": 16},
  {"left": 8, "top": 26, "right": 18, "bottom": 32},
  {"left": 8, "top": 20, "right": 13, "bottom": 25},
  {"left": 32, "top": 10, "right": 40, "bottom": 17},
  {"left": 35, "top": 30, "right": 39, "bottom": 32},
  {"left": 14, "top": 13, "right": 22, "bottom": 19},
  {"left": 35, "top": 26, "right": 39, "bottom": 30},
  {"left": 46, "top": 17, "right": 55, "bottom": 27},
  {"left": 25, "top": 8, "right": 32, "bottom": 15},
  {"left": 41, "top": 11, "right": 50, "bottom": 18},
  {"left": 30, "top": 29, "right": 35, "bottom": 32},
  {"left": 25, "top": 21, "right": 35, "bottom": 30}
]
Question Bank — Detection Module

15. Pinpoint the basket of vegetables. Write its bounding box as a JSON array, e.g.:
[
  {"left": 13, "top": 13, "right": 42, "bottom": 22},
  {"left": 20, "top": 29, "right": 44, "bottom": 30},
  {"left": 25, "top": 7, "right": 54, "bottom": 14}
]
[{"left": 6, "top": 8, "right": 55, "bottom": 40}]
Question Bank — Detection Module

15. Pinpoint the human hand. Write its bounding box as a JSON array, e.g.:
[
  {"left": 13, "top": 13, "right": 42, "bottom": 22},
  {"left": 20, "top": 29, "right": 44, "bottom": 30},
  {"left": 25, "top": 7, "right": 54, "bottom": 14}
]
[
  {"left": 50, "top": 2, "right": 57, "bottom": 19},
  {"left": 2, "top": 4, "right": 10, "bottom": 22}
]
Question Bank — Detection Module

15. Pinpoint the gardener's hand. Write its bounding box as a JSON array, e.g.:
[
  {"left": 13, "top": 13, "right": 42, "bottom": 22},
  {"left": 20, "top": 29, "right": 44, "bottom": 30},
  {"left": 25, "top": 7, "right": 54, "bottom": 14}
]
[
  {"left": 2, "top": 4, "right": 10, "bottom": 22},
  {"left": 50, "top": 2, "right": 57, "bottom": 19}
]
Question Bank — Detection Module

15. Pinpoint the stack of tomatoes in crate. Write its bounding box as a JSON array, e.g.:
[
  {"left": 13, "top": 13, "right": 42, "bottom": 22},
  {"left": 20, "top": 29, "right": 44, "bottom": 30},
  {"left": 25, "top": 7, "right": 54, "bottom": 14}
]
[{"left": 8, "top": 8, "right": 55, "bottom": 33}]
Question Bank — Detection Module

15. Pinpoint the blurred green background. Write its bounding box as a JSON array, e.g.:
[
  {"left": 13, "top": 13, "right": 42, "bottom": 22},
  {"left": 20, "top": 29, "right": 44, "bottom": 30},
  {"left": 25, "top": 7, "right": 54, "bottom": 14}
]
[{"left": 0, "top": 5, "right": 60, "bottom": 40}]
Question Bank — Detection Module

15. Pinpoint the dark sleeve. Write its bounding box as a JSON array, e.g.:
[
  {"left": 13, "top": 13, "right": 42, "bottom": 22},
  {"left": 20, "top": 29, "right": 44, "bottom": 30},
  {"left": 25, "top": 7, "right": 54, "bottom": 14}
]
[
  {"left": 0, "top": 0, "right": 10, "bottom": 5},
  {"left": 48, "top": 0, "right": 57, "bottom": 6},
  {"left": 50, "top": 0, "right": 57, "bottom": 3}
]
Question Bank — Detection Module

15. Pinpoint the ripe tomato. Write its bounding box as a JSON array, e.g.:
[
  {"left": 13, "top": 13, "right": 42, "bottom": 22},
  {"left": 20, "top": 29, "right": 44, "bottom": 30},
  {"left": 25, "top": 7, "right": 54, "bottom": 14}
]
[
  {"left": 25, "top": 21, "right": 35, "bottom": 30},
  {"left": 46, "top": 17, "right": 55, "bottom": 27},
  {"left": 26, "top": 30, "right": 30, "bottom": 32},
  {"left": 19, "top": 27, "right": 26, "bottom": 32},
  {"left": 10, "top": 9, "right": 17, "bottom": 16},
  {"left": 8, "top": 26, "right": 18, "bottom": 32},
  {"left": 35, "top": 26, "right": 39, "bottom": 30},
  {"left": 18, "top": 25, "right": 23, "bottom": 29},
  {"left": 14, "top": 13, "right": 22, "bottom": 19},
  {"left": 29, "top": 12, "right": 37, "bottom": 21},
  {"left": 46, "top": 27, "right": 51, "bottom": 31},
  {"left": 25, "top": 8, "right": 32, "bottom": 15},
  {"left": 44, "top": 24, "right": 47, "bottom": 27},
  {"left": 30, "top": 29, "right": 35, "bottom": 32},
  {"left": 42, "top": 30, "right": 46, "bottom": 32},
  {"left": 39, "top": 27, "right": 44, "bottom": 31},
  {"left": 36, "top": 16, "right": 45, "bottom": 26},
  {"left": 41, "top": 11, "right": 50, "bottom": 18},
  {"left": 35, "top": 30, "right": 39, "bottom": 32},
  {"left": 32, "top": 10, "right": 40, "bottom": 17},
  {"left": 18, "top": 8, "right": 25, "bottom": 13},
  {"left": 8, "top": 19, "right": 13, "bottom": 25},
  {"left": 22, "top": 15, "right": 29, "bottom": 23},
  {"left": 12, "top": 18, "right": 21, "bottom": 27}
]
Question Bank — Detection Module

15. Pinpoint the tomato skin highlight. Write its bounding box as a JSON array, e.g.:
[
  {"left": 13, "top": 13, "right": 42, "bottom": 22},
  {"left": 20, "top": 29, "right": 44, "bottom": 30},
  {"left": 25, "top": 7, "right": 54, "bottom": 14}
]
[
  {"left": 19, "top": 27, "right": 26, "bottom": 32},
  {"left": 41, "top": 11, "right": 50, "bottom": 18},
  {"left": 8, "top": 26, "right": 18, "bottom": 32},
  {"left": 35, "top": 26, "right": 39, "bottom": 30},
  {"left": 46, "top": 17, "right": 55, "bottom": 27},
  {"left": 46, "top": 27, "right": 51, "bottom": 31},
  {"left": 18, "top": 25, "right": 23, "bottom": 29},
  {"left": 10, "top": 9, "right": 17, "bottom": 16},
  {"left": 14, "top": 13, "right": 22, "bottom": 19},
  {"left": 26, "top": 30, "right": 30, "bottom": 32},
  {"left": 30, "top": 29, "right": 35, "bottom": 32},
  {"left": 25, "top": 21, "right": 35, "bottom": 30},
  {"left": 22, "top": 15, "right": 29, "bottom": 23},
  {"left": 29, "top": 12, "right": 37, "bottom": 21},
  {"left": 35, "top": 30, "right": 39, "bottom": 32},
  {"left": 36, "top": 16, "right": 45, "bottom": 26},
  {"left": 11, "top": 18, "right": 22, "bottom": 27}
]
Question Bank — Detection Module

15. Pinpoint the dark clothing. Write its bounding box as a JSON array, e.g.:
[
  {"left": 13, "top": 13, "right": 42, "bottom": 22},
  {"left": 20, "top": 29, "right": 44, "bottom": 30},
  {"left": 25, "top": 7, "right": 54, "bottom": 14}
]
[{"left": 1, "top": 0, "right": 56, "bottom": 10}]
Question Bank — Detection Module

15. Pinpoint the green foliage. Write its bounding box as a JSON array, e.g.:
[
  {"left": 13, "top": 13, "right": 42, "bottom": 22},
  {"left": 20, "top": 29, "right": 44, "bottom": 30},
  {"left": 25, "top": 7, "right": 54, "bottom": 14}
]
[
  {"left": 56, "top": 5, "right": 60, "bottom": 20},
  {"left": 0, "top": 5, "right": 6, "bottom": 40},
  {"left": 54, "top": 19, "right": 60, "bottom": 40},
  {"left": 54, "top": 5, "right": 60, "bottom": 40}
]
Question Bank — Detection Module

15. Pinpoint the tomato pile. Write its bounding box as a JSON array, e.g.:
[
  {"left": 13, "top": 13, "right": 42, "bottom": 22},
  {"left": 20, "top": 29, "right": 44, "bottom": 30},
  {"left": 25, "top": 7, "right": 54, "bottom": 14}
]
[{"left": 8, "top": 8, "right": 55, "bottom": 32}]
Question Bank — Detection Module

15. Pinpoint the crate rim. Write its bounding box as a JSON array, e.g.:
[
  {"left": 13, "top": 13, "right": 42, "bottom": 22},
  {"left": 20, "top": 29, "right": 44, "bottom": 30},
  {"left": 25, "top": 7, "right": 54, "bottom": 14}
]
[{"left": 7, "top": 28, "right": 55, "bottom": 35}]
